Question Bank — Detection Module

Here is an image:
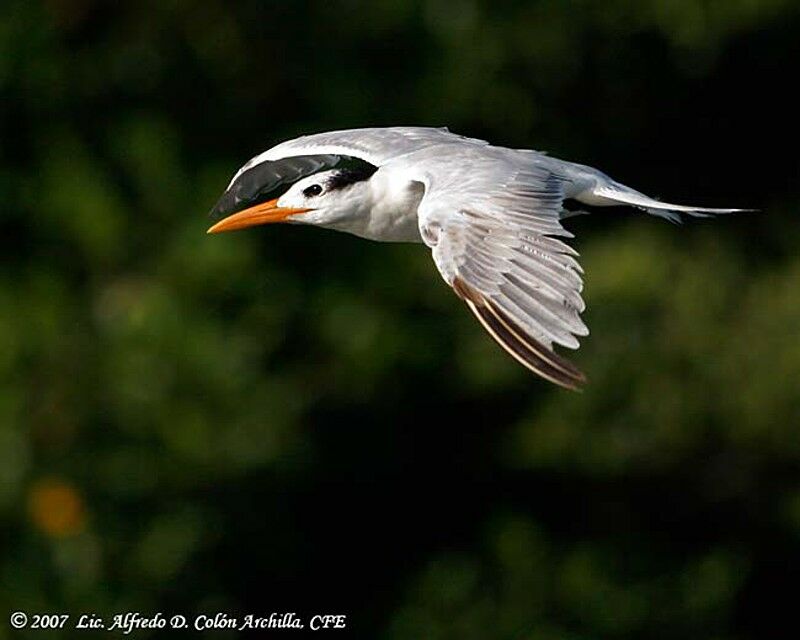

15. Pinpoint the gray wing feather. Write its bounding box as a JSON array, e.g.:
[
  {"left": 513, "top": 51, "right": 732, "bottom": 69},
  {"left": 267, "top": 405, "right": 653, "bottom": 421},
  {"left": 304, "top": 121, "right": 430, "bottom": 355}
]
[{"left": 403, "top": 145, "right": 588, "bottom": 386}]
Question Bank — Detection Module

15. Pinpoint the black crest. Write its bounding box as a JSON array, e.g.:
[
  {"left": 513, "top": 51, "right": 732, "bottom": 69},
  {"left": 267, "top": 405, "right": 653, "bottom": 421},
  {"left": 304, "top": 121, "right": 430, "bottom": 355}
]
[{"left": 209, "top": 154, "right": 378, "bottom": 221}]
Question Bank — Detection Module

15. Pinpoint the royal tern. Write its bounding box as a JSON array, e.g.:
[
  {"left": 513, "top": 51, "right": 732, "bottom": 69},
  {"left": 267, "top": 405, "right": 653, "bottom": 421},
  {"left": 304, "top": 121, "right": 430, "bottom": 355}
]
[{"left": 208, "top": 127, "right": 742, "bottom": 389}]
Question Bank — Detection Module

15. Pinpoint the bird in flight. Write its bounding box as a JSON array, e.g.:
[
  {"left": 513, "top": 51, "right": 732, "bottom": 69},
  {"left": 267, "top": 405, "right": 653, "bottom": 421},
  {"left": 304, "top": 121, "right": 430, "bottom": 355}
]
[{"left": 208, "top": 127, "right": 741, "bottom": 390}]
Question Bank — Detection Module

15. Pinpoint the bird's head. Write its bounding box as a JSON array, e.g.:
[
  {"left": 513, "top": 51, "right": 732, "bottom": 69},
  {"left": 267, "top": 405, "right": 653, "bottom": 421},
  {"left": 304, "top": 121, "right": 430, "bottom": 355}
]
[{"left": 207, "top": 167, "right": 377, "bottom": 234}]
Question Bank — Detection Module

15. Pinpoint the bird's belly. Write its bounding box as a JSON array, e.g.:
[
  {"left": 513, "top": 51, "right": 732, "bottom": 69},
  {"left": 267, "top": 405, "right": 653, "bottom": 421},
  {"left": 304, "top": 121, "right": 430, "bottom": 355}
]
[
  {"left": 363, "top": 209, "right": 422, "bottom": 243},
  {"left": 330, "top": 202, "right": 422, "bottom": 243},
  {"left": 361, "top": 179, "right": 425, "bottom": 242}
]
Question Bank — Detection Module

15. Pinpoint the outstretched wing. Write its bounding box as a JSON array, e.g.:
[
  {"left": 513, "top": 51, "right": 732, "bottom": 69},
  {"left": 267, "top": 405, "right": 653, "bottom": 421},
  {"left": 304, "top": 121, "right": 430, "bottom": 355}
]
[
  {"left": 405, "top": 144, "right": 588, "bottom": 389},
  {"left": 234, "top": 127, "right": 488, "bottom": 180}
]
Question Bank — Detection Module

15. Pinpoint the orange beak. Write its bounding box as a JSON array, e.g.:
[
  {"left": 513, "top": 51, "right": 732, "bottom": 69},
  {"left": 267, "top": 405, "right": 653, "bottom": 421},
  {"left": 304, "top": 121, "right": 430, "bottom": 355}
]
[{"left": 207, "top": 198, "right": 312, "bottom": 234}]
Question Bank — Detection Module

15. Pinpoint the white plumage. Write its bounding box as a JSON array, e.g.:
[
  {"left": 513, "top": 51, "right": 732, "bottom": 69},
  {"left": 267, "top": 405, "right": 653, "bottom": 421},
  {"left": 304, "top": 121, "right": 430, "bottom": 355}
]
[{"left": 209, "top": 127, "right": 743, "bottom": 389}]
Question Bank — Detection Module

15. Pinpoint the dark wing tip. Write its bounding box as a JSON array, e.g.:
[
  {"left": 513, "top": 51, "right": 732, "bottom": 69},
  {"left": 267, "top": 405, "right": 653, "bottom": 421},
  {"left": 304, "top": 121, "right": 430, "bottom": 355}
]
[{"left": 453, "top": 277, "right": 586, "bottom": 390}]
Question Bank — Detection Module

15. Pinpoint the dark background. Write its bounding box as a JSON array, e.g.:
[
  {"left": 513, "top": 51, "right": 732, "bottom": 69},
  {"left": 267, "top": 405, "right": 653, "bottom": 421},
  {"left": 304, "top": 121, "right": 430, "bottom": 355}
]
[{"left": 1, "top": 1, "right": 799, "bottom": 638}]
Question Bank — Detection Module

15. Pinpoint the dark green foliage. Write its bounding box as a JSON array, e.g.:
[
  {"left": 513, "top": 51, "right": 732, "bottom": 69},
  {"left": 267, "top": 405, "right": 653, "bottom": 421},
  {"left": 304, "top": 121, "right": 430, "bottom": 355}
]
[{"left": 1, "top": 1, "right": 799, "bottom": 638}]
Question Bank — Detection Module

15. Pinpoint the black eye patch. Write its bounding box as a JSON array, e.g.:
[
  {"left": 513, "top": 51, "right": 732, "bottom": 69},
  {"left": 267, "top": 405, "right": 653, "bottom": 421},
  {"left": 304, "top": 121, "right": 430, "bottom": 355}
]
[{"left": 326, "top": 165, "right": 379, "bottom": 191}]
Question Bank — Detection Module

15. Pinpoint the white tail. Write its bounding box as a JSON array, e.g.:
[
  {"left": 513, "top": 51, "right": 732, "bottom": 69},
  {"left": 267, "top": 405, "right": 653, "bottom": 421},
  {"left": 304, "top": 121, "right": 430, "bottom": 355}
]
[{"left": 548, "top": 157, "right": 752, "bottom": 224}]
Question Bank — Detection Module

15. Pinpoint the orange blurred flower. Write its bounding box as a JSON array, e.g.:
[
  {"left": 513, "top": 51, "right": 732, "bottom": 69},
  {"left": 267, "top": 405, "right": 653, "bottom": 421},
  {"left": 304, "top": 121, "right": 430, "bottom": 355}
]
[{"left": 27, "top": 477, "right": 87, "bottom": 538}]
